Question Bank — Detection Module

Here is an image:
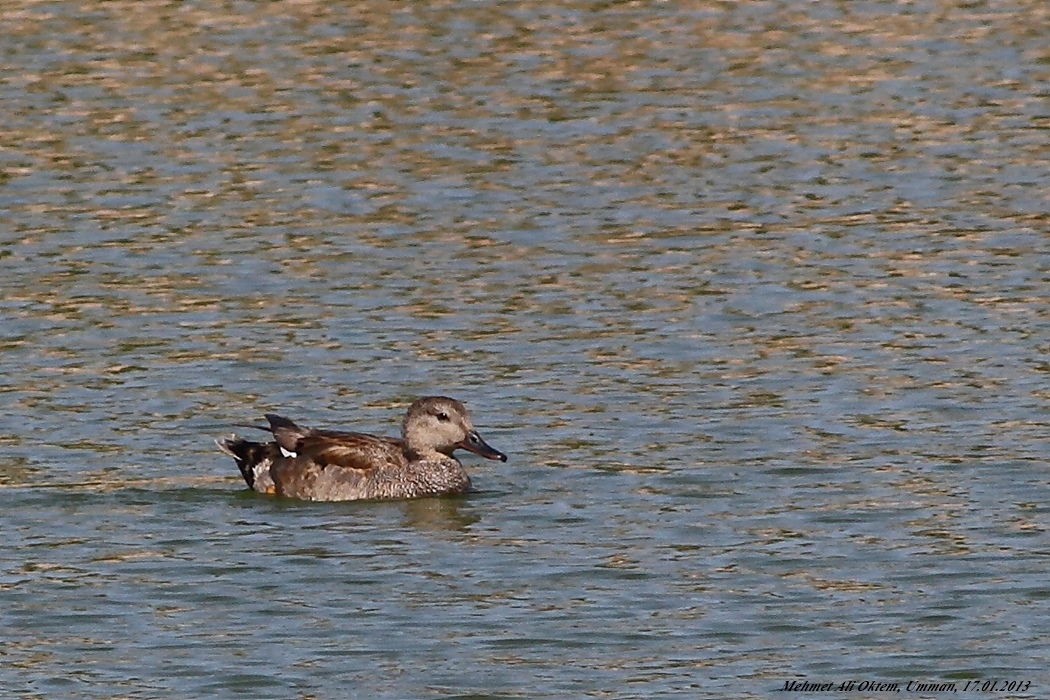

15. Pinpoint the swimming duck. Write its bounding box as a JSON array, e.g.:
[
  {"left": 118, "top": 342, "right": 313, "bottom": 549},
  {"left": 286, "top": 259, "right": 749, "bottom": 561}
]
[{"left": 216, "top": 396, "right": 507, "bottom": 501}]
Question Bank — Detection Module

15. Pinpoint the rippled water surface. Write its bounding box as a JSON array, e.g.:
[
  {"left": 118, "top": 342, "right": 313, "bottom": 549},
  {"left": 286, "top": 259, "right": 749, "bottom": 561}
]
[{"left": 2, "top": 1, "right": 1049, "bottom": 698}]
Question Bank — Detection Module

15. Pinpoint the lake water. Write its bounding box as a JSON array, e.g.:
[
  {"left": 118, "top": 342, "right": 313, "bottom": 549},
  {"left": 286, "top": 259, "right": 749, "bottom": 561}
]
[{"left": 2, "top": 1, "right": 1048, "bottom": 698}]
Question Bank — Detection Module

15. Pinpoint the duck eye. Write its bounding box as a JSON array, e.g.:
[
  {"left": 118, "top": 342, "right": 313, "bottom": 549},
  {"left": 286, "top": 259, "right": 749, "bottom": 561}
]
[{"left": 436, "top": 411, "right": 450, "bottom": 422}]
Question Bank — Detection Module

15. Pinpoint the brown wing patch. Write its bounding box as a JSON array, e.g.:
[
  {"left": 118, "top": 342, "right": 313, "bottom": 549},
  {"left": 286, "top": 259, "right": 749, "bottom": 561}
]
[{"left": 297, "top": 432, "right": 405, "bottom": 472}]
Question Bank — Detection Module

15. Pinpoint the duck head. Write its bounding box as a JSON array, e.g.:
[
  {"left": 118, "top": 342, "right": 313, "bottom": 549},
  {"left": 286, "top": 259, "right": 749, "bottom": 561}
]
[{"left": 402, "top": 396, "right": 507, "bottom": 462}]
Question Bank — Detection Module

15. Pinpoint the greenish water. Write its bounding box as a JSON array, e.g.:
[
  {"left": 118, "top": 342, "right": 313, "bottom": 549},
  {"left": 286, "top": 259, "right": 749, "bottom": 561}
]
[{"left": 2, "top": 1, "right": 1048, "bottom": 698}]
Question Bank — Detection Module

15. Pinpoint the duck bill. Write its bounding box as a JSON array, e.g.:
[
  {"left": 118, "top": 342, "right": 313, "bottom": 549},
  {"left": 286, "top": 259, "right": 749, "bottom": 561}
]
[{"left": 459, "top": 430, "right": 508, "bottom": 462}]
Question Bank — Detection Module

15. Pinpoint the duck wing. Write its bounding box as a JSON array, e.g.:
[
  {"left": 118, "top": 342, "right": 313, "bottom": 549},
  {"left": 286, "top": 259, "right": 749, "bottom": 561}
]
[
  {"left": 264, "top": 414, "right": 405, "bottom": 468},
  {"left": 296, "top": 432, "right": 407, "bottom": 472},
  {"left": 271, "top": 432, "right": 407, "bottom": 501},
  {"left": 262, "top": 415, "right": 410, "bottom": 500}
]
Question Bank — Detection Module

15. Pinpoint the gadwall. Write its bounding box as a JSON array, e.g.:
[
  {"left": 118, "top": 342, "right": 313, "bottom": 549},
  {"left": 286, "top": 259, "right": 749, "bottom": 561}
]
[{"left": 217, "top": 396, "right": 507, "bottom": 501}]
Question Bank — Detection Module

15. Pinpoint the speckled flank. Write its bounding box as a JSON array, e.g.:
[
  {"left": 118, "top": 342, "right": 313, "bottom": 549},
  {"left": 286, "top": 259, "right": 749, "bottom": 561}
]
[{"left": 217, "top": 396, "right": 507, "bottom": 502}]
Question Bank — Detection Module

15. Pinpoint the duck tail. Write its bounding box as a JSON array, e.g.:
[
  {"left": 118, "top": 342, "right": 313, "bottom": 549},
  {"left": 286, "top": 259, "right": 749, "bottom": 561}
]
[{"left": 216, "top": 435, "right": 276, "bottom": 494}]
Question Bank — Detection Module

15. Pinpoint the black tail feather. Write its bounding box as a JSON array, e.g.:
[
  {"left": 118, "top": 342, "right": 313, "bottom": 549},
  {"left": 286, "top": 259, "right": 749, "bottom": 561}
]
[{"left": 217, "top": 436, "right": 276, "bottom": 491}]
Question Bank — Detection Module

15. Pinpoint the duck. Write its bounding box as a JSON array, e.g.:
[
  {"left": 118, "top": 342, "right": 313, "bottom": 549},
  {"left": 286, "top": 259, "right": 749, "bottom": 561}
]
[{"left": 216, "top": 396, "right": 507, "bottom": 501}]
